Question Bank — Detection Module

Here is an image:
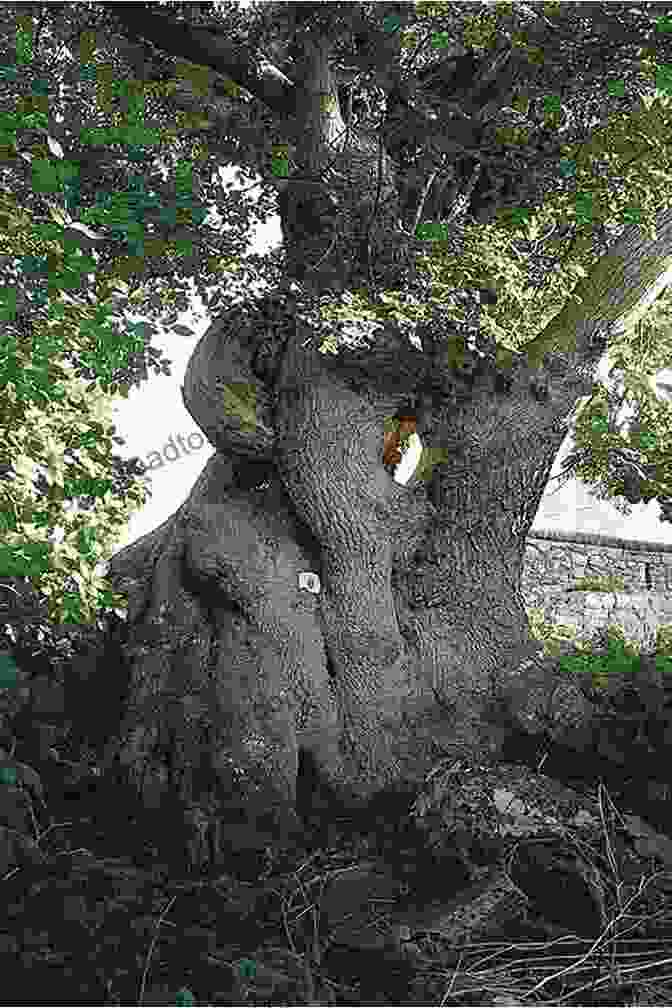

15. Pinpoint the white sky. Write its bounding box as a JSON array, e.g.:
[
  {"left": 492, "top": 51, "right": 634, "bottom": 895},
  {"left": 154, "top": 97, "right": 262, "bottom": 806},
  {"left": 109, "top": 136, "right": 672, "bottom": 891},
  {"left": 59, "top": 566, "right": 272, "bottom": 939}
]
[{"left": 101, "top": 177, "right": 672, "bottom": 554}]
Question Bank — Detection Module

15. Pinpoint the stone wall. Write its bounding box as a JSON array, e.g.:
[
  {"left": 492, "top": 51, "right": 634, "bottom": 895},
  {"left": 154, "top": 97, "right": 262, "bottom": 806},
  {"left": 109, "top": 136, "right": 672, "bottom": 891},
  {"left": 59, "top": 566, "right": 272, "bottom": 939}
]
[{"left": 521, "top": 528, "right": 672, "bottom": 651}]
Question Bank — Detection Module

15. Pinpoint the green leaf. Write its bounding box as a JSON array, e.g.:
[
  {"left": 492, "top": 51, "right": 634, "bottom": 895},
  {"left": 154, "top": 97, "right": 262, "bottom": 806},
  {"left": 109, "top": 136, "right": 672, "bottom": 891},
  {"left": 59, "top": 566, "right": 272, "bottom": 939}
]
[{"left": 0, "top": 652, "right": 19, "bottom": 691}]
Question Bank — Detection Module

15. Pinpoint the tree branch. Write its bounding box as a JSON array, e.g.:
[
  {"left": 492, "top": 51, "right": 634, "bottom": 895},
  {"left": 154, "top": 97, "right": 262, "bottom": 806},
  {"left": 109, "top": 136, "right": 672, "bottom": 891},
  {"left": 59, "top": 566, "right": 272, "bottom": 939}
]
[
  {"left": 524, "top": 207, "right": 672, "bottom": 370},
  {"left": 103, "top": 2, "right": 296, "bottom": 119}
]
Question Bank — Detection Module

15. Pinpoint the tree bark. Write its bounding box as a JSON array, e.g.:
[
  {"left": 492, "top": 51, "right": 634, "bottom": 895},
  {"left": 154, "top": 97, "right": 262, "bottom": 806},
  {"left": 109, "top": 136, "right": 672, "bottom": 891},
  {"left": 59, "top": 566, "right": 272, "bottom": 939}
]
[
  {"left": 103, "top": 282, "right": 601, "bottom": 869},
  {"left": 102, "top": 19, "right": 672, "bottom": 871}
]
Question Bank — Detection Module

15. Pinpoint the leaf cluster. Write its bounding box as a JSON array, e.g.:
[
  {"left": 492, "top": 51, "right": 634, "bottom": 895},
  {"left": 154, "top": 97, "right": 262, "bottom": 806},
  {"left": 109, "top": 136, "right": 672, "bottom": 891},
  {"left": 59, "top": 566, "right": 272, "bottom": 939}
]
[
  {"left": 551, "top": 282, "right": 672, "bottom": 522},
  {"left": 569, "top": 574, "right": 627, "bottom": 593},
  {"left": 0, "top": 183, "right": 153, "bottom": 625},
  {"left": 556, "top": 630, "right": 672, "bottom": 692}
]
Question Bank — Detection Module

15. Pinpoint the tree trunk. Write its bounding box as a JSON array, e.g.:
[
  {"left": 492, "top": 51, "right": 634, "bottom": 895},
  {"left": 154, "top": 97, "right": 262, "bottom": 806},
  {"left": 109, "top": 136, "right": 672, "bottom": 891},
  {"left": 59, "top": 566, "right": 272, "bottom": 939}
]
[
  {"left": 103, "top": 30, "right": 672, "bottom": 873},
  {"left": 103, "top": 279, "right": 602, "bottom": 871}
]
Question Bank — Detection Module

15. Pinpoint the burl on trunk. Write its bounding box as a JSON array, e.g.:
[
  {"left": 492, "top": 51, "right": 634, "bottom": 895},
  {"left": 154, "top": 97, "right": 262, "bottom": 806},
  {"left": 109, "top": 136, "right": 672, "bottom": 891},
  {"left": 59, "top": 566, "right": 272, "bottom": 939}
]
[{"left": 105, "top": 287, "right": 601, "bottom": 871}]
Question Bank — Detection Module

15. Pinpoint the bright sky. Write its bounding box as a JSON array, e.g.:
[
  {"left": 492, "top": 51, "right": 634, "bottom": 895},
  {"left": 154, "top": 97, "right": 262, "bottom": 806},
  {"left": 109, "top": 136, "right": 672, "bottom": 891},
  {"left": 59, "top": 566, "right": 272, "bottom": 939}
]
[{"left": 102, "top": 175, "right": 672, "bottom": 554}]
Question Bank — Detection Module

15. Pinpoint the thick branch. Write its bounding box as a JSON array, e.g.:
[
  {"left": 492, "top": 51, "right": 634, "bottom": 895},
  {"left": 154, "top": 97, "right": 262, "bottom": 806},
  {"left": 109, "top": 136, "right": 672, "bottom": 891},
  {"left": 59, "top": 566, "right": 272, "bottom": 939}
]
[
  {"left": 523, "top": 208, "right": 672, "bottom": 370},
  {"left": 290, "top": 34, "right": 346, "bottom": 170},
  {"left": 105, "top": 3, "right": 296, "bottom": 119}
]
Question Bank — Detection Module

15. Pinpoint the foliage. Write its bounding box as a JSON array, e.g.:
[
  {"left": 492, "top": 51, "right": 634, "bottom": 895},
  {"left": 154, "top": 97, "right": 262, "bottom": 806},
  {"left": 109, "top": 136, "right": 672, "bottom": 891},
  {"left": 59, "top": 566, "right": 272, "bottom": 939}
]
[
  {"left": 569, "top": 573, "right": 627, "bottom": 592},
  {"left": 527, "top": 604, "right": 645, "bottom": 661},
  {"left": 552, "top": 283, "right": 672, "bottom": 522},
  {"left": 0, "top": 24, "right": 170, "bottom": 624},
  {"left": 526, "top": 602, "right": 672, "bottom": 690},
  {"left": 555, "top": 628, "right": 672, "bottom": 691},
  {"left": 0, "top": 186, "right": 155, "bottom": 625},
  {"left": 316, "top": 6, "right": 672, "bottom": 351},
  {"left": 0, "top": 1, "right": 269, "bottom": 625}
]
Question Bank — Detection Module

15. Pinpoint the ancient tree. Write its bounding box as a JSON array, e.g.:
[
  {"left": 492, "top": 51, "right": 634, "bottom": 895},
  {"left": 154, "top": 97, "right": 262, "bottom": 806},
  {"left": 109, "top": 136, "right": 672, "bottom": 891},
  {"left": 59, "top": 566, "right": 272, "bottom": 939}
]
[{"left": 52, "top": 1, "right": 672, "bottom": 868}]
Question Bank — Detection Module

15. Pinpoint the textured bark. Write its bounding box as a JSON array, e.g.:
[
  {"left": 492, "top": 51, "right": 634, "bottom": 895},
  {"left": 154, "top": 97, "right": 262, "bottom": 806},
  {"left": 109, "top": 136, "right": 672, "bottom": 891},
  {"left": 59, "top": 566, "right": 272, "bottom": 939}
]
[
  {"left": 100, "top": 17, "right": 672, "bottom": 871},
  {"left": 104, "top": 284, "right": 604, "bottom": 869}
]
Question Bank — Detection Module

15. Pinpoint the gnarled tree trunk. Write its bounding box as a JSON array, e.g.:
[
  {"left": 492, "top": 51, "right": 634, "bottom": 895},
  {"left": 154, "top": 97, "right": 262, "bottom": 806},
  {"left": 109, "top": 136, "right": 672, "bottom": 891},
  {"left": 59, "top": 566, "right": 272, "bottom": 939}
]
[
  {"left": 103, "top": 29, "right": 672, "bottom": 873},
  {"left": 103, "top": 285, "right": 604, "bottom": 871}
]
